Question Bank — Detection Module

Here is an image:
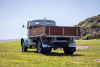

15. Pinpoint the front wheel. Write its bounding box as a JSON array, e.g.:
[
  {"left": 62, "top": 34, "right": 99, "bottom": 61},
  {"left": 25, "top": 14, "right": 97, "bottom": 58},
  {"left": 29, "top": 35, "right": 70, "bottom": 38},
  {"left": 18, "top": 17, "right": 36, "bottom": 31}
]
[
  {"left": 22, "top": 41, "right": 27, "bottom": 52},
  {"left": 37, "top": 39, "right": 43, "bottom": 53}
]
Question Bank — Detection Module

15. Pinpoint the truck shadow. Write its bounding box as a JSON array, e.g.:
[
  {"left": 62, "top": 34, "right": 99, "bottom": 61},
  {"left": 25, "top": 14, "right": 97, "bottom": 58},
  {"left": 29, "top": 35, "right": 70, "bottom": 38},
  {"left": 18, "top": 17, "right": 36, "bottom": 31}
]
[
  {"left": 26, "top": 51, "right": 37, "bottom": 53},
  {"left": 27, "top": 51, "right": 84, "bottom": 56},
  {"left": 42, "top": 52, "right": 84, "bottom": 56}
]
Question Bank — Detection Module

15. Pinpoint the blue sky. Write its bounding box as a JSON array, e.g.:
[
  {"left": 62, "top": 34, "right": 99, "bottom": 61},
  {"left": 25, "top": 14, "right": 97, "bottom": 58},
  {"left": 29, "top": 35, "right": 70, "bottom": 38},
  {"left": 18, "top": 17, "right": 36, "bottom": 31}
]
[{"left": 0, "top": 0, "right": 100, "bottom": 40}]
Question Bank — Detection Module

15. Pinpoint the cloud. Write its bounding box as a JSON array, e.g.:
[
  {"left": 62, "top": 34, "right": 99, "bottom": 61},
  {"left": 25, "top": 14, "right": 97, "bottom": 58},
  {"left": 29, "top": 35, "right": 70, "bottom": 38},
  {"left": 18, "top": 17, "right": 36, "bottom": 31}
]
[
  {"left": 0, "top": 21, "right": 5, "bottom": 23},
  {"left": 7, "top": 20, "right": 24, "bottom": 23},
  {"left": 0, "top": 20, "right": 25, "bottom": 23}
]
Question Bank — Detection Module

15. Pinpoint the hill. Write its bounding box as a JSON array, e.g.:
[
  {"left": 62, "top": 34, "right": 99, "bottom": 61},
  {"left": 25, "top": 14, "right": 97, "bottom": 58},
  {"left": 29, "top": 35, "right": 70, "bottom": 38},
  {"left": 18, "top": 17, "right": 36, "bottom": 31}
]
[{"left": 75, "top": 14, "right": 100, "bottom": 40}]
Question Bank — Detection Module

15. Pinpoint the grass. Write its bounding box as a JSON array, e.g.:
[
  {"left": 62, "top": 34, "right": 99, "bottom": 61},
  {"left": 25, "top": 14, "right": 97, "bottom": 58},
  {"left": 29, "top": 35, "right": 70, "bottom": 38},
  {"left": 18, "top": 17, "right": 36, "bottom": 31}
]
[
  {"left": 91, "top": 38, "right": 100, "bottom": 40},
  {"left": 0, "top": 41, "right": 100, "bottom": 67}
]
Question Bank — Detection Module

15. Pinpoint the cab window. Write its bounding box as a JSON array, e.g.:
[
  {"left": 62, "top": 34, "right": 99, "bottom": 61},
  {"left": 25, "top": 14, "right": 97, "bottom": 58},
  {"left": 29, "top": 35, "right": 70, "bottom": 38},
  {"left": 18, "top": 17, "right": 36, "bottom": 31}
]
[
  {"left": 27, "top": 21, "right": 30, "bottom": 29},
  {"left": 36, "top": 21, "right": 41, "bottom": 24},
  {"left": 46, "top": 21, "right": 52, "bottom": 24}
]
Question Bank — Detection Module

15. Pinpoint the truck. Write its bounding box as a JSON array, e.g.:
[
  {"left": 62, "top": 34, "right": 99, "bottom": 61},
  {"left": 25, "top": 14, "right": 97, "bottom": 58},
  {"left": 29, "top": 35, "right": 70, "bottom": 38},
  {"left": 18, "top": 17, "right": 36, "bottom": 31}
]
[{"left": 21, "top": 19, "right": 80, "bottom": 54}]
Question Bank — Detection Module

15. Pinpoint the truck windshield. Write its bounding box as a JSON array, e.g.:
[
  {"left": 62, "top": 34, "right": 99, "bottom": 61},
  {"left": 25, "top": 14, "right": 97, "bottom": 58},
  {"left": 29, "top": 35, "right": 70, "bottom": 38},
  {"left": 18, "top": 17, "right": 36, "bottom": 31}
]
[
  {"left": 30, "top": 20, "right": 56, "bottom": 26},
  {"left": 46, "top": 21, "right": 52, "bottom": 24},
  {"left": 36, "top": 22, "right": 41, "bottom": 24}
]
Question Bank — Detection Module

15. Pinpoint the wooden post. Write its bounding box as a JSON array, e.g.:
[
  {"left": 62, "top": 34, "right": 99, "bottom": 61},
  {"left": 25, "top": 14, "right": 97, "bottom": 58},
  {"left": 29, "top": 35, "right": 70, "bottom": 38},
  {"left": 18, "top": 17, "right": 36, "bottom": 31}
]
[
  {"left": 32, "top": 27, "right": 34, "bottom": 36},
  {"left": 63, "top": 27, "right": 64, "bottom": 36},
  {"left": 77, "top": 28, "right": 78, "bottom": 36},
  {"left": 49, "top": 27, "right": 50, "bottom": 35}
]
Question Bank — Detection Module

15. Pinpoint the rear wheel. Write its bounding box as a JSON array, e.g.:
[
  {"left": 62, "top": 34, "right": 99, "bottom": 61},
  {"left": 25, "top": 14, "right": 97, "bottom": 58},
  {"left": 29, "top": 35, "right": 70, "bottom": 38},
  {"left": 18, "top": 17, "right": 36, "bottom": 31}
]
[
  {"left": 30, "top": 45, "right": 32, "bottom": 48},
  {"left": 36, "top": 39, "right": 52, "bottom": 53},
  {"left": 69, "top": 52, "right": 74, "bottom": 54},
  {"left": 22, "top": 41, "right": 27, "bottom": 52},
  {"left": 63, "top": 47, "right": 74, "bottom": 54},
  {"left": 49, "top": 47, "right": 52, "bottom": 52},
  {"left": 63, "top": 47, "right": 69, "bottom": 54}
]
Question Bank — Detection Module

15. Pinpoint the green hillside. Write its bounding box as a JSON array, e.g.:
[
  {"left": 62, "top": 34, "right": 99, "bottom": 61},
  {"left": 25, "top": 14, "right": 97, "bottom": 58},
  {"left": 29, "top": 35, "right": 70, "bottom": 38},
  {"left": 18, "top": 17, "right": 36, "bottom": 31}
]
[{"left": 75, "top": 14, "right": 100, "bottom": 40}]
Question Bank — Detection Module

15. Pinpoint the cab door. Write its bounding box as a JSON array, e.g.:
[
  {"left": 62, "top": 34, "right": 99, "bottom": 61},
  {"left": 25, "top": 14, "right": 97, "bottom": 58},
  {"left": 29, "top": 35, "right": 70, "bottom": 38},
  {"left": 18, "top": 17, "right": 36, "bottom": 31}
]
[{"left": 27, "top": 21, "right": 32, "bottom": 45}]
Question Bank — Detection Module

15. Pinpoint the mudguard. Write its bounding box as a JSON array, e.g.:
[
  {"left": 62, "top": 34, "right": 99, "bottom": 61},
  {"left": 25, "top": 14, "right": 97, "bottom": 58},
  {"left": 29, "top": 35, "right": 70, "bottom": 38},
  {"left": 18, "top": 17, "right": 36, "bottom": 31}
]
[
  {"left": 73, "top": 39, "right": 76, "bottom": 46},
  {"left": 40, "top": 38, "right": 51, "bottom": 48},
  {"left": 68, "top": 39, "right": 76, "bottom": 52},
  {"left": 69, "top": 39, "right": 76, "bottom": 47},
  {"left": 21, "top": 35, "right": 28, "bottom": 46}
]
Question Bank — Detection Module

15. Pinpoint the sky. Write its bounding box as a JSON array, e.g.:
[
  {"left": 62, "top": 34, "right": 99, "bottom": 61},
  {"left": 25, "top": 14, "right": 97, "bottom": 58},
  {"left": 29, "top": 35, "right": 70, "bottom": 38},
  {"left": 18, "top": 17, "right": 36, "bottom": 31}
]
[{"left": 0, "top": 0, "right": 100, "bottom": 40}]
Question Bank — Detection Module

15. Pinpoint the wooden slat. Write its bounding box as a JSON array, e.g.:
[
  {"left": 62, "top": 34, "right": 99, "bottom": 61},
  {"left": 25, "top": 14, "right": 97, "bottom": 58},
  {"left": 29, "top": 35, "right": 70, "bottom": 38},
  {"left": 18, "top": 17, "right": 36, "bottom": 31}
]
[{"left": 29, "top": 26, "right": 80, "bottom": 36}]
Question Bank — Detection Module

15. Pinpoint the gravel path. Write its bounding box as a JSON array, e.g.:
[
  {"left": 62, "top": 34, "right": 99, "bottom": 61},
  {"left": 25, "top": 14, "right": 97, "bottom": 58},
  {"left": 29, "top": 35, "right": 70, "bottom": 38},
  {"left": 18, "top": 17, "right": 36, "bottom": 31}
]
[{"left": 0, "top": 39, "right": 20, "bottom": 43}]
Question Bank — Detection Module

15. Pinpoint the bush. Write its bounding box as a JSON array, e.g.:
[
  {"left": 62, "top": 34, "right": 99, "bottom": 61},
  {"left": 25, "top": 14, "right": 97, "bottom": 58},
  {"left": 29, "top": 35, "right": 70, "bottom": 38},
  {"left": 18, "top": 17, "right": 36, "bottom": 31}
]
[{"left": 91, "top": 24, "right": 99, "bottom": 29}]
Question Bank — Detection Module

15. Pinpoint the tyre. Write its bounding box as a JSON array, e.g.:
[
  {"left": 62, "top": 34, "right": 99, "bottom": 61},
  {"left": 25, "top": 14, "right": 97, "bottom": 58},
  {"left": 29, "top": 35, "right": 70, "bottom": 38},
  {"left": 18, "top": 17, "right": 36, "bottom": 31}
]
[
  {"left": 49, "top": 47, "right": 52, "bottom": 52},
  {"left": 69, "top": 52, "right": 74, "bottom": 54},
  {"left": 63, "top": 47, "right": 74, "bottom": 54},
  {"left": 63, "top": 47, "right": 69, "bottom": 54},
  {"left": 22, "top": 41, "right": 27, "bottom": 52},
  {"left": 30, "top": 45, "right": 32, "bottom": 48},
  {"left": 37, "top": 39, "right": 43, "bottom": 53}
]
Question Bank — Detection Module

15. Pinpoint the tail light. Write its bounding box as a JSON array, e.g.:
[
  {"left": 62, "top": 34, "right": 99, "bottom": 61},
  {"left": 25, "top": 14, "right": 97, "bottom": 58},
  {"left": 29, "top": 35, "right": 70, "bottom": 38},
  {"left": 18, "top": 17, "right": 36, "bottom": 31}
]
[
  {"left": 45, "top": 35, "right": 47, "bottom": 37},
  {"left": 80, "top": 36, "right": 81, "bottom": 38}
]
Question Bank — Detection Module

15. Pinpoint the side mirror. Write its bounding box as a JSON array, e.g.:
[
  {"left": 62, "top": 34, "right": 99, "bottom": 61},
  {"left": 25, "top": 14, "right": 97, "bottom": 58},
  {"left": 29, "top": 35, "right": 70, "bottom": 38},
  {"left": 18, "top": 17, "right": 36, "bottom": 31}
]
[{"left": 22, "top": 25, "right": 24, "bottom": 28}]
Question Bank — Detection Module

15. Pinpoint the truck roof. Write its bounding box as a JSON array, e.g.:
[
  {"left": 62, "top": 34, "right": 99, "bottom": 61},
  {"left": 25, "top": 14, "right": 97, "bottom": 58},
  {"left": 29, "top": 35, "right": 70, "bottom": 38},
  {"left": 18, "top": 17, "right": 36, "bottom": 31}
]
[
  {"left": 28, "top": 19, "right": 56, "bottom": 26},
  {"left": 29, "top": 19, "right": 55, "bottom": 22}
]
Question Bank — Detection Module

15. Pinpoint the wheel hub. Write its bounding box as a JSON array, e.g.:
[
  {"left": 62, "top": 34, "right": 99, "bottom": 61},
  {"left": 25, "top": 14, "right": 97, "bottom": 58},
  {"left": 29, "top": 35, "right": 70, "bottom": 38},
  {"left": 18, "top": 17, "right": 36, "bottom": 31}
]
[
  {"left": 38, "top": 42, "right": 41, "bottom": 52},
  {"left": 22, "top": 42, "right": 25, "bottom": 51}
]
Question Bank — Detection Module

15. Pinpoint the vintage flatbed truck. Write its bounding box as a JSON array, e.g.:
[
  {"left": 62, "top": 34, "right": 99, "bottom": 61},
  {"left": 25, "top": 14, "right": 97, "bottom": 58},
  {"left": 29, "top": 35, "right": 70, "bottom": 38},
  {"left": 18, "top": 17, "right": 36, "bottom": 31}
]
[{"left": 21, "top": 19, "right": 80, "bottom": 54}]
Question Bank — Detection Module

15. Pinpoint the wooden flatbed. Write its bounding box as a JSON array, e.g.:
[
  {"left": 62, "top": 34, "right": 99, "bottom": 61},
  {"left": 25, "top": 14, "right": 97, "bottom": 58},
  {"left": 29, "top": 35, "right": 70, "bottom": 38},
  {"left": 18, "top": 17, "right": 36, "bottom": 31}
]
[{"left": 29, "top": 26, "right": 80, "bottom": 38}]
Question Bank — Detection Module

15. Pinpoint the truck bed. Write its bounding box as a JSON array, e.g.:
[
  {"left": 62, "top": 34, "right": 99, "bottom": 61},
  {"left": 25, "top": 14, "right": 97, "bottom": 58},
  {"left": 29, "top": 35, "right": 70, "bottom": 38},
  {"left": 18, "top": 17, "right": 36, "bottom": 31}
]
[{"left": 29, "top": 26, "right": 80, "bottom": 38}]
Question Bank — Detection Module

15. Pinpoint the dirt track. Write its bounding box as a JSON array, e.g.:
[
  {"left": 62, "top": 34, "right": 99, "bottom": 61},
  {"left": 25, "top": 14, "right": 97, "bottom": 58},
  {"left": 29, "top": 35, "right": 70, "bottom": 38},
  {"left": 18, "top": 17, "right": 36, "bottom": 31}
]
[
  {"left": 0, "top": 39, "right": 20, "bottom": 43},
  {"left": 76, "top": 45, "right": 89, "bottom": 49},
  {"left": 0, "top": 39, "right": 89, "bottom": 49}
]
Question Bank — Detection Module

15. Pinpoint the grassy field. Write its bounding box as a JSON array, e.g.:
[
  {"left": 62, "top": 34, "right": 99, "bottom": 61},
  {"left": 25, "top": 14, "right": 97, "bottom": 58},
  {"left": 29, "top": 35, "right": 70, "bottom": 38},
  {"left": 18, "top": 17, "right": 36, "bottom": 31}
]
[
  {"left": 91, "top": 38, "right": 100, "bottom": 40},
  {"left": 0, "top": 40, "right": 100, "bottom": 67}
]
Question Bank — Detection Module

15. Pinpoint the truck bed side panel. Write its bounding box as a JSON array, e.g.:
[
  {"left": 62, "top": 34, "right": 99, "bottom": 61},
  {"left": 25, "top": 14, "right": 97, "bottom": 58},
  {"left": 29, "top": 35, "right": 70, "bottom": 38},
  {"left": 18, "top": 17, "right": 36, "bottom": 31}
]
[{"left": 29, "top": 26, "right": 80, "bottom": 37}]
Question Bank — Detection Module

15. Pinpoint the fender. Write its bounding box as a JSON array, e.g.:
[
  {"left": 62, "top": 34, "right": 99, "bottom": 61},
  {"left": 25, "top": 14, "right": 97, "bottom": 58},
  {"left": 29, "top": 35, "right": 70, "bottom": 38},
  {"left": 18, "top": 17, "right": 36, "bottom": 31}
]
[
  {"left": 21, "top": 35, "right": 28, "bottom": 46},
  {"left": 69, "top": 39, "right": 76, "bottom": 47},
  {"left": 37, "top": 37, "right": 51, "bottom": 48},
  {"left": 73, "top": 39, "right": 76, "bottom": 46}
]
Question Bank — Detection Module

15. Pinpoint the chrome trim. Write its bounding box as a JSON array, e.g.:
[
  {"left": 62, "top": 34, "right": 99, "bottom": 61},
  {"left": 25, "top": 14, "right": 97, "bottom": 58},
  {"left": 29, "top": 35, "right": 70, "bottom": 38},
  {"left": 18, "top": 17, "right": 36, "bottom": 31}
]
[
  {"left": 69, "top": 46, "right": 76, "bottom": 47},
  {"left": 46, "top": 35, "right": 80, "bottom": 38},
  {"left": 29, "top": 35, "right": 80, "bottom": 38},
  {"left": 42, "top": 44, "right": 51, "bottom": 47},
  {"left": 53, "top": 40, "right": 68, "bottom": 42},
  {"left": 49, "top": 27, "right": 50, "bottom": 35}
]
